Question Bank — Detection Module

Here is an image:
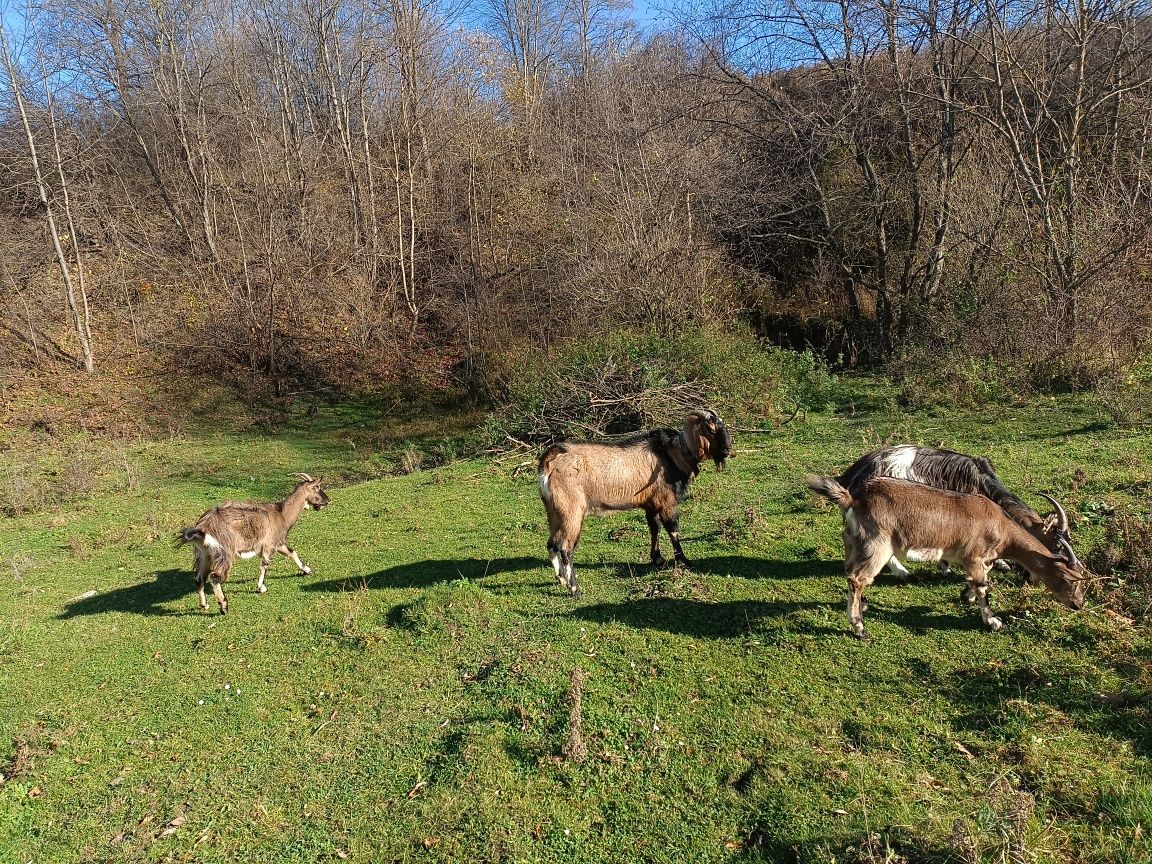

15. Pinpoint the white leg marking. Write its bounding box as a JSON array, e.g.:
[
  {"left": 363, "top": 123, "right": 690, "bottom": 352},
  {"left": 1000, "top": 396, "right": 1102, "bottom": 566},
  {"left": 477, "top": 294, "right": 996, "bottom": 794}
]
[{"left": 886, "top": 556, "right": 912, "bottom": 578}]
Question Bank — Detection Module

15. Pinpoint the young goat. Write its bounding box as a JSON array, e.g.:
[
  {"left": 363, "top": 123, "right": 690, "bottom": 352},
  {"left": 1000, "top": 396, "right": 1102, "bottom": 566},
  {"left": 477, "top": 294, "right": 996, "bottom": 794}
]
[
  {"left": 538, "top": 410, "right": 733, "bottom": 597},
  {"left": 805, "top": 475, "right": 1085, "bottom": 640},
  {"left": 837, "top": 445, "right": 1077, "bottom": 579},
  {"left": 176, "top": 473, "right": 330, "bottom": 614}
]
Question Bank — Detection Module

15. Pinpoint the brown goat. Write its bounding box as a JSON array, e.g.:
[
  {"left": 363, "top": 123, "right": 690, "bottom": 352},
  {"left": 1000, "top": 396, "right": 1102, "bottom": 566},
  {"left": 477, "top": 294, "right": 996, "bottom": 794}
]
[
  {"left": 537, "top": 410, "right": 733, "bottom": 596},
  {"left": 836, "top": 444, "right": 1079, "bottom": 578},
  {"left": 176, "top": 474, "right": 330, "bottom": 614},
  {"left": 805, "top": 475, "right": 1085, "bottom": 640}
]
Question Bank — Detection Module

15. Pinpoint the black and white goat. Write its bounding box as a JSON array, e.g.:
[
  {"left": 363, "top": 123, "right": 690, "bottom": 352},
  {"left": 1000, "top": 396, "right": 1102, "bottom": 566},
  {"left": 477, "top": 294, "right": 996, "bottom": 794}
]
[
  {"left": 836, "top": 445, "right": 1077, "bottom": 578},
  {"left": 805, "top": 475, "right": 1085, "bottom": 639},
  {"left": 176, "top": 474, "right": 329, "bottom": 614}
]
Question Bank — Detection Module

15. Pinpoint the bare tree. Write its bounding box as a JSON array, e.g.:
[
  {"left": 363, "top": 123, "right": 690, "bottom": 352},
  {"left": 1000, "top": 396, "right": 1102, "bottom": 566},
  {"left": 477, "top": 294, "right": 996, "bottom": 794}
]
[{"left": 0, "top": 13, "right": 95, "bottom": 371}]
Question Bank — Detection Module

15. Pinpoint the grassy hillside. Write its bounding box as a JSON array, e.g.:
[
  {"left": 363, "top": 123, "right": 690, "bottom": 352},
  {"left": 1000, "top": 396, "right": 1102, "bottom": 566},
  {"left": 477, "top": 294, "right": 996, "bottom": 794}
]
[{"left": 0, "top": 392, "right": 1149, "bottom": 863}]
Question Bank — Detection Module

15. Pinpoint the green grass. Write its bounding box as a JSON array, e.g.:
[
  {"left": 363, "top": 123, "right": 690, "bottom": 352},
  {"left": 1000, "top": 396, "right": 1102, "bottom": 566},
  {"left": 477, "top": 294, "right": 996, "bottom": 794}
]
[{"left": 0, "top": 392, "right": 1149, "bottom": 862}]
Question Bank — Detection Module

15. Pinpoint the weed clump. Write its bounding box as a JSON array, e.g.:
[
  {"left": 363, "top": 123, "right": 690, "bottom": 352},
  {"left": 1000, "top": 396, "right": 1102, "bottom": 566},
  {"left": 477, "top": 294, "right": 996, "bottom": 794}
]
[
  {"left": 394, "top": 580, "right": 494, "bottom": 638},
  {"left": 948, "top": 781, "right": 1046, "bottom": 864},
  {"left": 1085, "top": 507, "right": 1152, "bottom": 618}
]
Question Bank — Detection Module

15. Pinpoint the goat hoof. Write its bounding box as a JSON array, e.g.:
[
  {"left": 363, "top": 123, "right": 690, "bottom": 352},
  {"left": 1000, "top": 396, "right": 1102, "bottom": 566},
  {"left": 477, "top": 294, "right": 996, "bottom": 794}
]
[
  {"left": 961, "top": 587, "right": 978, "bottom": 605},
  {"left": 651, "top": 555, "right": 667, "bottom": 567},
  {"left": 993, "top": 560, "right": 1012, "bottom": 572},
  {"left": 258, "top": 585, "right": 267, "bottom": 594},
  {"left": 986, "top": 616, "right": 1004, "bottom": 632},
  {"left": 302, "top": 566, "right": 312, "bottom": 576},
  {"left": 852, "top": 628, "right": 871, "bottom": 643},
  {"left": 219, "top": 607, "right": 227, "bottom": 616}
]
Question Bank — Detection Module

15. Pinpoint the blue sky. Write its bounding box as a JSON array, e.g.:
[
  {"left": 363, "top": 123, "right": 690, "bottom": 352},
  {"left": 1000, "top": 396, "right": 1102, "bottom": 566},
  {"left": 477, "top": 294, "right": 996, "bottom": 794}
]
[{"left": 632, "top": 0, "right": 676, "bottom": 32}]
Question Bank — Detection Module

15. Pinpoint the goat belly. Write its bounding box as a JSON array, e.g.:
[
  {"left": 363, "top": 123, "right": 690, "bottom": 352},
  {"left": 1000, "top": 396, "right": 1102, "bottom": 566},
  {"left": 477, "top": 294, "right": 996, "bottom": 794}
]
[{"left": 904, "top": 548, "right": 945, "bottom": 562}]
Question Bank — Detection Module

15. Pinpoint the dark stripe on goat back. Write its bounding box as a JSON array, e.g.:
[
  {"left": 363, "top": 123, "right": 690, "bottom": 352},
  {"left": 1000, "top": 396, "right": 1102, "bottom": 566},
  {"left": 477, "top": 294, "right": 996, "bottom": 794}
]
[
  {"left": 539, "top": 428, "right": 678, "bottom": 461},
  {"left": 837, "top": 449, "right": 887, "bottom": 491},
  {"left": 909, "top": 448, "right": 986, "bottom": 493}
]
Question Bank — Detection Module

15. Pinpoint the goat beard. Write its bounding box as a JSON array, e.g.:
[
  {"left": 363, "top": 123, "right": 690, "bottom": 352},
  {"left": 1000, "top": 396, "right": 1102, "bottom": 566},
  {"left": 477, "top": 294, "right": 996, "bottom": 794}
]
[{"left": 714, "top": 428, "right": 733, "bottom": 470}]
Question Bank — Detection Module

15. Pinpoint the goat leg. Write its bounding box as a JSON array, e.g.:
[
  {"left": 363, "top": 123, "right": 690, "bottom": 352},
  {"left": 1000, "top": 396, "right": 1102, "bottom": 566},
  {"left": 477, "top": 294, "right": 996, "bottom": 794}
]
[
  {"left": 846, "top": 572, "right": 871, "bottom": 641},
  {"left": 278, "top": 545, "right": 312, "bottom": 576},
  {"left": 645, "top": 512, "right": 667, "bottom": 566},
  {"left": 210, "top": 569, "right": 229, "bottom": 615},
  {"left": 559, "top": 547, "right": 579, "bottom": 597},
  {"left": 664, "top": 516, "right": 689, "bottom": 566},
  {"left": 966, "top": 563, "right": 1002, "bottom": 631},
  {"left": 195, "top": 549, "right": 210, "bottom": 611},
  {"left": 886, "top": 556, "right": 912, "bottom": 581}
]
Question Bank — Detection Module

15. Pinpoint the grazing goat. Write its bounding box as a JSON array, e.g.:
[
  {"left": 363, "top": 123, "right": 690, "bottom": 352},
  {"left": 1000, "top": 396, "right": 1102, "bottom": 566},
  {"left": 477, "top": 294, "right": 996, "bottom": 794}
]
[
  {"left": 805, "top": 475, "right": 1085, "bottom": 640},
  {"left": 837, "top": 445, "right": 1077, "bottom": 578},
  {"left": 176, "top": 473, "right": 330, "bottom": 614},
  {"left": 537, "top": 409, "right": 733, "bottom": 596}
]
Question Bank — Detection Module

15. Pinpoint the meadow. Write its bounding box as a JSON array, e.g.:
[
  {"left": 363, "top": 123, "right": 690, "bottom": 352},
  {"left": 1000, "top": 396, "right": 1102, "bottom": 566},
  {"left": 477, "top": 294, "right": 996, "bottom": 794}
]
[{"left": 0, "top": 389, "right": 1149, "bottom": 863}]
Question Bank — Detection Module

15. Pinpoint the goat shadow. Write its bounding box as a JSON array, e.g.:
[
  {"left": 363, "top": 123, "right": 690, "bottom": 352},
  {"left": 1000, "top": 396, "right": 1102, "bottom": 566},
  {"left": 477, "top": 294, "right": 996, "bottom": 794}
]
[
  {"left": 637, "top": 554, "right": 836, "bottom": 581},
  {"left": 571, "top": 596, "right": 838, "bottom": 639},
  {"left": 57, "top": 569, "right": 200, "bottom": 619},
  {"left": 301, "top": 556, "right": 545, "bottom": 594}
]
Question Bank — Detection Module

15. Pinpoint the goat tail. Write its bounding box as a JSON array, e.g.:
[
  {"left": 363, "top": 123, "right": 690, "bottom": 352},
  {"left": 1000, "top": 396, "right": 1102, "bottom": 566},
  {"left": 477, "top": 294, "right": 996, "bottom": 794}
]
[
  {"left": 174, "top": 527, "right": 205, "bottom": 548},
  {"left": 537, "top": 444, "right": 567, "bottom": 502},
  {"left": 804, "top": 474, "right": 854, "bottom": 510}
]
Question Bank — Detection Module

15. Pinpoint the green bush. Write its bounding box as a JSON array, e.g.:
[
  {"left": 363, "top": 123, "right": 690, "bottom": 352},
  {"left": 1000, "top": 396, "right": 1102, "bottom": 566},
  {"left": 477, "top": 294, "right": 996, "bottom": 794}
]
[{"left": 479, "top": 327, "right": 840, "bottom": 442}]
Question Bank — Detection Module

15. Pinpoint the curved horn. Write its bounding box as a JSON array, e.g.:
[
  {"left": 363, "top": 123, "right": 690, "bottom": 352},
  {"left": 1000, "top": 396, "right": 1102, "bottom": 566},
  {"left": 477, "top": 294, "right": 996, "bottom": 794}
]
[
  {"left": 1057, "top": 536, "right": 1080, "bottom": 567},
  {"left": 1038, "top": 493, "right": 1069, "bottom": 536},
  {"left": 292, "top": 472, "right": 315, "bottom": 482}
]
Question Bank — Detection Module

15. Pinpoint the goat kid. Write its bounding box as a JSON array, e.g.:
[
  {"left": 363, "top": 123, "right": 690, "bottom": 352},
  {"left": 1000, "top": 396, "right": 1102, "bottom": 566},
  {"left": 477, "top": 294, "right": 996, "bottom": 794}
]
[
  {"left": 804, "top": 475, "right": 1085, "bottom": 640},
  {"left": 837, "top": 444, "right": 1077, "bottom": 579},
  {"left": 538, "top": 409, "right": 732, "bottom": 597},
  {"left": 176, "top": 473, "right": 329, "bottom": 614}
]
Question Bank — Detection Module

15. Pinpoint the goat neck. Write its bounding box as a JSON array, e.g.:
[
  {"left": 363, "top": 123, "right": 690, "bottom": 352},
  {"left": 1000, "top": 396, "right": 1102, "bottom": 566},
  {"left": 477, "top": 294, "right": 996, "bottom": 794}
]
[
  {"left": 280, "top": 482, "right": 314, "bottom": 525},
  {"left": 669, "top": 430, "right": 700, "bottom": 478}
]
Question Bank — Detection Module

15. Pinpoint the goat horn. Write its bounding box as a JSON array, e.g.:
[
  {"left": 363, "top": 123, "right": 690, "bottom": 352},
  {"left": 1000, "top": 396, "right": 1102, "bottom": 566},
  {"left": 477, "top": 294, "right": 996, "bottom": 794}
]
[
  {"left": 292, "top": 472, "right": 314, "bottom": 482},
  {"left": 1057, "top": 536, "right": 1080, "bottom": 567},
  {"left": 1037, "top": 492, "right": 1069, "bottom": 536}
]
